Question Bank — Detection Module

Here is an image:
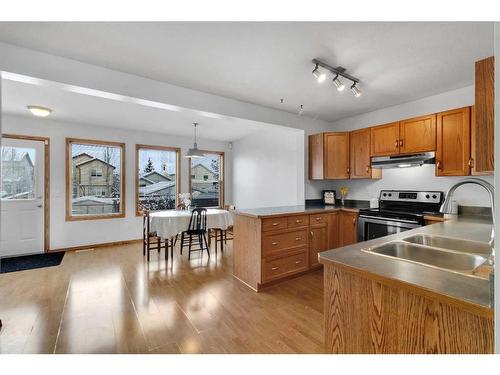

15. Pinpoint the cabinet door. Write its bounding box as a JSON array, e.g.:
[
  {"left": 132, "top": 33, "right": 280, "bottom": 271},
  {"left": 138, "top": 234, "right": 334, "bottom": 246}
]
[
  {"left": 436, "top": 107, "right": 471, "bottom": 176},
  {"left": 472, "top": 57, "right": 494, "bottom": 175},
  {"left": 339, "top": 212, "right": 358, "bottom": 247},
  {"left": 309, "top": 225, "right": 327, "bottom": 268},
  {"left": 327, "top": 212, "right": 340, "bottom": 250},
  {"left": 324, "top": 132, "right": 350, "bottom": 179},
  {"left": 350, "top": 128, "right": 381, "bottom": 179},
  {"left": 399, "top": 114, "right": 436, "bottom": 154},
  {"left": 308, "top": 133, "right": 324, "bottom": 180},
  {"left": 370, "top": 122, "right": 400, "bottom": 156}
]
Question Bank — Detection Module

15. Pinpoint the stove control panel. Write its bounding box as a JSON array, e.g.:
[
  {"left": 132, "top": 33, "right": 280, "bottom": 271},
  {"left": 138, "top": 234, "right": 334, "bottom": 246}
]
[{"left": 379, "top": 190, "right": 443, "bottom": 204}]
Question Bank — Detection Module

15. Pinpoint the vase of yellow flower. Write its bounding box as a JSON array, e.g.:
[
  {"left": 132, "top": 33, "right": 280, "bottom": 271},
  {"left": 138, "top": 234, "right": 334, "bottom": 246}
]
[{"left": 340, "top": 186, "right": 349, "bottom": 206}]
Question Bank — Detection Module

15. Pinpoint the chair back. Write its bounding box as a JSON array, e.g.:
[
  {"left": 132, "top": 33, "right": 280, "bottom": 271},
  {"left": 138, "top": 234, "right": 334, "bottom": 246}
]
[
  {"left": 188, "top": 208, "right": 207, "bottom": 232},
  {"left": 142, "top": 209, "right": 151, "bottom": 238},
  {"left": 177, "top": 203, "right": 187, "bottom": 210},
  {"left": 224, "top": 204, "right": 236, "bottom": 211}
]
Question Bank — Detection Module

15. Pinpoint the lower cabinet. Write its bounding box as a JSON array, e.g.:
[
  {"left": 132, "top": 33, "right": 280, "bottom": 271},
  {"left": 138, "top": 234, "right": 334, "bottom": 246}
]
[{"left": 233, "top": 210, "right": 359, "bottom": 291}]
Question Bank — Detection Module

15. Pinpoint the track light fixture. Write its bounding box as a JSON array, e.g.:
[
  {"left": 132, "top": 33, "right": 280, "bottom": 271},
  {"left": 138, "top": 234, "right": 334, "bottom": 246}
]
[
  {"left": 312, "top": 63, "right": 326, "bottom": 83},
  {"left": 332, "top": 75, "right": 345, "bottom": 92},
  {"left": 351, "top": 83, "right": 362, "bottom": 98},
  {"left": 312, "top": 58, "right": 362, "bottom": 97}
]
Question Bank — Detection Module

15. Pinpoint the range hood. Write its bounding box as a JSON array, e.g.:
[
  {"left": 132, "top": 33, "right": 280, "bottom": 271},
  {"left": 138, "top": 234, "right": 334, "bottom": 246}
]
[{"left": 371, "top": 152, "right": 435, "bottom": 169}]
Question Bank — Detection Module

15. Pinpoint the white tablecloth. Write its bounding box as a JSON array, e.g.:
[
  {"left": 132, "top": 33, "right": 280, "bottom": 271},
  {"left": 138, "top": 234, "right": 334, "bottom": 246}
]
[{"left": 149, "top": 209, "right": 233, "bottom": 239}]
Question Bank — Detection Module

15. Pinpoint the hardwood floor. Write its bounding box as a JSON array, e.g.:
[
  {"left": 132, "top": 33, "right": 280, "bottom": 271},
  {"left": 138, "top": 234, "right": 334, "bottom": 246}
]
[{"left": 0, "top": 242, "right": 324, "bottom": 354}]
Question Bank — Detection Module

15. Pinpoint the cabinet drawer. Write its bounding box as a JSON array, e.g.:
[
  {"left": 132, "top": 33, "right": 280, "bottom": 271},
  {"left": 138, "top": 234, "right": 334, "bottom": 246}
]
[
  {"left": 262, "top": 229, "right": 308, "bottom": 257},
  {"left": 262, "top": 217, "right": 287, "bottom": 232},
  {"left": 310, "top": 213, "right": 328, "bottom": 226},
  {"left": 287, "top": 215, "right": 309, "bottom": 228},
  {"left": 263, "top": 250, "right": 308, "bottom": 283}
]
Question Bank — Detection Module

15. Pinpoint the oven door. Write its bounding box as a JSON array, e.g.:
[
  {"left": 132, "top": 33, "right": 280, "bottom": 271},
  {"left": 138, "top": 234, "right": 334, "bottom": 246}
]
[{"left": 357, "top": 215, "right": 422, "bottom": 242}]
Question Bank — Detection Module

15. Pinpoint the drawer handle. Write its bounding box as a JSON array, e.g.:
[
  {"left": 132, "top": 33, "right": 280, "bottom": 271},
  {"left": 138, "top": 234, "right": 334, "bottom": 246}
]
[
  {"left": 295, "top": 219, "right": 302, "bottom": 223},
  {"left": 272, "top": 222, "right": 279, "bottom": 226},
  {"left": 271, "top": 266, "right": 279, "bottom": 271},
  {"left": 272, "top": 242, "right": 278, "bottom": 246},
  {"left": 295, "top": 260, "right": 302, "bottom": 264},
  {"left": 295, "top": 237, "right": 301, "bottom": 241},
  {"left": 315, "top": 217, "right": 321, "bottom": 221}
]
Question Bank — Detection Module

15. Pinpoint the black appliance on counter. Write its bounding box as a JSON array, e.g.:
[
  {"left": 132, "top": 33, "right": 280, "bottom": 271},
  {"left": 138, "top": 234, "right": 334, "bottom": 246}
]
[{"left": 357, "top": 190, "right": 444, "bottom": 242}]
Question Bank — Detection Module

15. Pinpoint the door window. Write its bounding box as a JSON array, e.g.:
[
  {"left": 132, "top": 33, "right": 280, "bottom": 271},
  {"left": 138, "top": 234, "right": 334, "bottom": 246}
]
[{"left": 1, "top": 146, "right": 36, "bottom": 200}]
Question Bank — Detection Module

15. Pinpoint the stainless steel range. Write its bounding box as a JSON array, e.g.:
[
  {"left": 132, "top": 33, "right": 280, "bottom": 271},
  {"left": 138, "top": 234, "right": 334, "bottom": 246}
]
[{"left": 358, "top": 190, "right": 444, "bottom": 242}]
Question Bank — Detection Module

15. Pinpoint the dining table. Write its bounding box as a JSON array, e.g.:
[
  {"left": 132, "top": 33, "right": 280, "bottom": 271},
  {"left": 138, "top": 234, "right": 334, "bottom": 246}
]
[{"left": 149, "top": 208, "right": 234, "bottom": 241}]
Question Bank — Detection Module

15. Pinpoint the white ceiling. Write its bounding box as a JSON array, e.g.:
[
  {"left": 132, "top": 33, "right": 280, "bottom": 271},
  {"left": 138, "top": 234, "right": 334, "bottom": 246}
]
[
  {"left": 0, "top": 22, "right": 494, "bottom": 122},
  {"left": 1, "top": 78, "right": 270, "bottom": 142}
]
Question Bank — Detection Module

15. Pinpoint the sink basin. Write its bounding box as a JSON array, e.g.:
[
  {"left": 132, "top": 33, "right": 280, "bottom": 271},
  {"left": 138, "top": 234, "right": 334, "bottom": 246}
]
[
  {"left": 363, "top": 241, "right": 487, "bottom": 273},
  {"left": 402, "top": 234, "right": 492, "bottom": 255}
]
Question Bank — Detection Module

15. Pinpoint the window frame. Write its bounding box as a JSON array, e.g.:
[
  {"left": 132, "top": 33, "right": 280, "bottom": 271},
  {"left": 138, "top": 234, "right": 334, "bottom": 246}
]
[
  {"left": 188, "top": 150, "right": 224, "bottom": 208},
  {"left": 66, "top": 138, "right": 126, "bottom": 221},
  {"left": 135, "top": 144, "right": 181, "bottom": 216}
]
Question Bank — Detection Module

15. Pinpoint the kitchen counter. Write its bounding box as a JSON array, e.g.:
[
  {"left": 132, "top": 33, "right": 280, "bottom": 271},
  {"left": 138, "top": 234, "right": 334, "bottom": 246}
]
[
  {"left": 234, "top": 201, "right": 369, "bottom": 218},
  {"left": 319, "top": 216, "right": 493, "bottom": 314}
]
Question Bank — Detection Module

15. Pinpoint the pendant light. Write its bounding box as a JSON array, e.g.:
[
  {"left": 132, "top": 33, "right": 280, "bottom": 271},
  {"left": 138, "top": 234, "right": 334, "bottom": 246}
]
[{"left": 185, "top": 122, "right": 205, "bottom": 158}]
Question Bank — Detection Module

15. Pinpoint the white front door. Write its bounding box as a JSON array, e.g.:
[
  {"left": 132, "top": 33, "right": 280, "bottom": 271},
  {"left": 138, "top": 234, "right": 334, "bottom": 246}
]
[{"left": 1, "top": 137, "right": 45, "bottom": 257}]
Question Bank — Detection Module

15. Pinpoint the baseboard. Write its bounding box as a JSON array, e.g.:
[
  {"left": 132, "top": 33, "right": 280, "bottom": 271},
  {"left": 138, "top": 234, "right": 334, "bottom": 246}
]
[{"left": 49, "top": 239, "right": 142, "bottom": 253}]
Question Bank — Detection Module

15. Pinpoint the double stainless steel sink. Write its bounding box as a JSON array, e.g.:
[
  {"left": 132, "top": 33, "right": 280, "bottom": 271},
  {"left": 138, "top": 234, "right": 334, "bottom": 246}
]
[{"left": 362, "top": 234, "right": 492, "bottom": 276}]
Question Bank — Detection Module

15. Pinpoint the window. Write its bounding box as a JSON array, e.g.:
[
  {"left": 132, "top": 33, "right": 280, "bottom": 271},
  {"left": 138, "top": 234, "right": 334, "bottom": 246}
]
[
  {"left": 66, "top": 138, "right": 125, "bottom": 220},
  {"left": 1, "top": 146, "right": 36, "bottom": 200},
  {"left": 90, "top": 168, "right": 103, "bottom": 177},
  {"left": 189, "top": 151, "right": 224, "bottom": 208},
  {"left": 136, "top": 144, "right": 180, "bottom": 215}
]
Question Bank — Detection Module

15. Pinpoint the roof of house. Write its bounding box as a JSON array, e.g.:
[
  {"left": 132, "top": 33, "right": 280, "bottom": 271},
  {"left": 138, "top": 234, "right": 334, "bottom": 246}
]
[
  {"left": 192, "top": 163, "right": 215, "bottom": 174},
  {"left": 2, "top": 152, "right": 34, "bottom": 167},
  {"left": 139, "top": 181, "right": 176, "bottom": 195},
  {"left": 142, "top": 171, "right": 172, "bottom": 181},
  {"left": 72, "top": 196, "right": 117, "bottom": 205},
  {"left": 74, "top": 155, "right": 116, "bottom": 169}
]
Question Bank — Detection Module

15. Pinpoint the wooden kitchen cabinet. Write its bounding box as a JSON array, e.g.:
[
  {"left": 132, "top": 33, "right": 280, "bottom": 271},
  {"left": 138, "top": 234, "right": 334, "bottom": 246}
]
[
  {"left": 308, "top": 133, "right": 324, "bottom": 180},
  {"left": 436, "top": 107, "right": 471, "bottom": 176},
  {"left": 324, "top": 132, "right": 350, "bottom": 179},
  {"left": 370, "top": 122, "right": 400, "bottom": 156},
  {"left": 399, "top": 114, "right": 436, "bottom": 154},
  {"left": 327, "top": 212, "right": 340, "bottom": 250},
  {"left": 350, "top": 128, "right": 381, "bottom": 179},
  {"left": 339, "top": 211, "right": 358, "bottom": 246},
  {"left": 309, "top": 214, "right": 328, "bottom": 269},
  {"left": 472, "top": 56, "right": 494, "bottom": 175}
]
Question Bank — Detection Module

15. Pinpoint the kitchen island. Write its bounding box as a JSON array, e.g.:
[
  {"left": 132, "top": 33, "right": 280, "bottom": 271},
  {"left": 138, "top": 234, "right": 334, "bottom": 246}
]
[
  {"left": 233, "top": 203, "right": 368, "bottom": 291},
  {"left": 319, "top": 216, "right": 494, "bottom": 354}
]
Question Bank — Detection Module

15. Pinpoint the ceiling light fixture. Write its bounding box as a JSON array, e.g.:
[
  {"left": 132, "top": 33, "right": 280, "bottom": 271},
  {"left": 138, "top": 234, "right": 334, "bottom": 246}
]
[
  {"left": 351, "top": 83, "right": 362, "bottom": 98},
  {"left": 27, "top": 105, "right": 52, "bottom": 117},
  {"left": 185, "top": 122, "right": 205, "bottom": 159},
  {"left": 332, "top": 75, "right": 345, "bottom": 92},
  {"left": 312, "top": 58, "right": 362, "bottom": 97},
  {"left": 312, "top": 64, "right": 326, "bottom": 83}
]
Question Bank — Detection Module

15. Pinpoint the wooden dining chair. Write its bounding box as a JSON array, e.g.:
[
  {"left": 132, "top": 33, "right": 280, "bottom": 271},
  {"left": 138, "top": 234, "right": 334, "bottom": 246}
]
[
  {"left": 223, "top": 205, "right": 236, "bottom": 244},
  {"left": 142, "top": 210, "right": 172, "bottom": 262},
  {"left": 180, "top": 208, "right": 210, "bottom": 260}
]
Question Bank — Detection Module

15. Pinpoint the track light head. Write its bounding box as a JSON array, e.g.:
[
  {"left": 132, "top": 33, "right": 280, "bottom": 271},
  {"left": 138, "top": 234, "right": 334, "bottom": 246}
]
[
  {"left": 351, "top": 83, "right": 362, "bottom": 98},
  {"left": 332, "top": 75, "right": 345, "bottom": 92},
  {"left": 312, "top": 64, "right": 326, "bottom": 83}
]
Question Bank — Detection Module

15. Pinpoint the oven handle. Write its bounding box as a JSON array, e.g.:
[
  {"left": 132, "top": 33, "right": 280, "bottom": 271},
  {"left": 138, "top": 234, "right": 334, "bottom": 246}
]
[{"left": 358, "top": 215, "right": 421, "bottom": 226}]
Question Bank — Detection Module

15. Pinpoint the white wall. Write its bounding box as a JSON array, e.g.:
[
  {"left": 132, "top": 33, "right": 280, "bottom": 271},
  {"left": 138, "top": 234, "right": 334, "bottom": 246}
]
[
  {"left": 232, "top": 126, "right": 304, "bottom": 209},
  {"left": 1, "top": 114, "right": 231, "bottom": 250},
  {"left": 327, "top": 85, "right": 494, "bottom": 207}
]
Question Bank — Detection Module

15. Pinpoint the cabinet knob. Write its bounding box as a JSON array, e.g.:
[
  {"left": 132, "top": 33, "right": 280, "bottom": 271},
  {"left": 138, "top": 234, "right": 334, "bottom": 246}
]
[
  {"left": 366, "top": 166, "right": 370, "bottom": 173},
  {"left": 468, "top": 158, "right": 474, "bottom": 168},
  {"left": 295, "top": 260, "right": 302, "bottom": 264},
  {"left": 295, "top": 237, "right": 301, "bottom": 241},
  {"left": 272, "top": 242, "right": 278, "bottom": 246},
  {"left": 310, "top": 231, "right": 314, "bottom": 237},
  {"left": 295, "top": 219, "right": 302, "bottom": 223},
  {"left": 272, "top": 222, "right": 279, "bottom": 226},
  {"left": 352, "top": 217, "right": 356, "bottom": 224},
  {"left": 399, "top": 139, "right": 404, "bottom": 147},
  {"left": 436, "top": 161, "right": 442, "bottom": 170},
  {"left": 395, "top": 140, "right": 399, "bottom": 148},
  {"left": 315, "top": 217, "right": 321, "bottom": 221},
  {"left": 271, "top": 266, "right": 279, "bottom": 271}
]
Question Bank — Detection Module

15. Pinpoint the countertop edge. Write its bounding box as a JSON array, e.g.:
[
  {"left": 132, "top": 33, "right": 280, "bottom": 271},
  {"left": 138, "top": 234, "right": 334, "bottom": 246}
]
[
  {"left": 234, "top": 206, "right": 360, "bottom": 218},
  {"left": 319, "top": 255, "right": 494, "bottom": 319}
]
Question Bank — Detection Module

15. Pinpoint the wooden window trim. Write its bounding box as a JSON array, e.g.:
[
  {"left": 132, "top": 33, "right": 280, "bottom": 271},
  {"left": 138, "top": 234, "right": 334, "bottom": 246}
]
[
  {"left": 135, "top": 144, "right": 181, "bottom": 216},
  {"left": 66, "top": 138, "right": 126, "bottom": 221},
  {"left": 188, "top": 150, "right": 225, "bottom": 208},
  {"left": 2, "top": 133, "right": 51, "bottom": 252}
]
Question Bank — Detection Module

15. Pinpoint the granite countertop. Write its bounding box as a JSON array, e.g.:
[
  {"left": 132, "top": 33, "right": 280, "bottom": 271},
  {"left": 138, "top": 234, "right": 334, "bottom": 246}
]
[
  {"left": 319, "top": 216, "right": 494, "bottom": 313},
  {"left": 234, "top": 201, "right": 370, "bottom": 218}
]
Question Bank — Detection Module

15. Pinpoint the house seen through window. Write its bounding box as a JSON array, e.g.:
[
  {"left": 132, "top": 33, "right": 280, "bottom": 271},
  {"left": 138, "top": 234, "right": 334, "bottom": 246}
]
[{"left": 189, "top": 152, "right": 224, "bottom": 208}]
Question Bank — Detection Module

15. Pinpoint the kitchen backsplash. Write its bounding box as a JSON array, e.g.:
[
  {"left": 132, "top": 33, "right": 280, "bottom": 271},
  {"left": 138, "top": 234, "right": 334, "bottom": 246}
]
[{"left": 324, "top": 164, "right": 494, "bottom": 207}]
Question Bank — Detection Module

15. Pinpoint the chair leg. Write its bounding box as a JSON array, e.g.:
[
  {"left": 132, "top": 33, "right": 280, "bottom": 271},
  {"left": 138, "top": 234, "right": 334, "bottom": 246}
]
[
  {"left": 180, "top": 233, "right": 185, "bottom": 255},
  {"left": 170, "top": 239, "right": 174, "bottom": 260},
  {"left": 157, "top": 237, "right": 161, "bottom": 253},
  {"left": 164, "top": 239, "right": 169, "bottom": 261},
  {"left": 203, "top": 233, "right": 210, "bottom": 258},
  {"left": 174, "top": 234, "right": 179, "bottom": 246},
  {"left": 188, "top": 235, "right": 193, "bottom": 260},
  {"left": 224, "top": 230, "right": 227, "bottom": 244},
  {"left": 220, "top": 229, "right": 224, "bottom": 252}
]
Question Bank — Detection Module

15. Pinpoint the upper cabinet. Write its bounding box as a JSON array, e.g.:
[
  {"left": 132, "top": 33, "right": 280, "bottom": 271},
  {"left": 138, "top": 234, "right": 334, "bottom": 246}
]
[
  {"left": 350, "top": 128, "right": 381, "bottom": 179},
  {"left": 324, "top": 132, "right": 350, "bottom": 179},
  {"left": 370, "top": 122, "right": 400, "bottom": 156},
  {"left": 399, "top": 114, "right": 436, "bottom": 154},
  {"left": 370, "top": 116, "right": 436, "bottom": 157},
  {"left": 308, "top": 133, "right": 325, "bottom": 180},
  {"left": 436, "top": 107, "right": 471, "bottom": 176},
  {"left": 472, "top": 56, "right": 494, "bottom": 175}
]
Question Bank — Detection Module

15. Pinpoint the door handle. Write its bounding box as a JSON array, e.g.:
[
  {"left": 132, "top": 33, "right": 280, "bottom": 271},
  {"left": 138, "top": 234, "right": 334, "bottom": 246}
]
[{"left": 37, "top": 204, "right": 43, "bottom": 208}]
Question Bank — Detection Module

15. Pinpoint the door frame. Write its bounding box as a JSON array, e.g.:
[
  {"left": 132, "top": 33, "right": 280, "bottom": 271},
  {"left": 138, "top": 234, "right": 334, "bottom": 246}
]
[{"left": 1, "top": 133, "right": 50, "bottom": 252}]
